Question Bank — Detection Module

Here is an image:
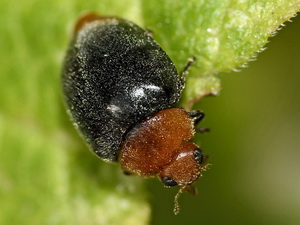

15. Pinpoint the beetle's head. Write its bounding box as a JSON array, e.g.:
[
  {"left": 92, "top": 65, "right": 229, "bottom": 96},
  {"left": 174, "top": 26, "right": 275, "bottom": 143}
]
[
  {"left": 158, "top": 142, "right": 210, "bottom": 214},
  {"left": 159, "top": 142, "right": 208, "bottom": 187}
]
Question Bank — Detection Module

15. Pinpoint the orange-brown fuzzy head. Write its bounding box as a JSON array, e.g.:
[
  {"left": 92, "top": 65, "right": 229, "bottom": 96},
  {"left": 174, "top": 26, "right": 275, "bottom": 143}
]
[{"left": 158, "top": 142, "right": 205, "bottom": 187}]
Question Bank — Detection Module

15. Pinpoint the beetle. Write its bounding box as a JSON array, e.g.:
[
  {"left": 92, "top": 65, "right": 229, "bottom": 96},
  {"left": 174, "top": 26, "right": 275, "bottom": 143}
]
[{"left": 62, "top": 13, "right": 209, "bottom": 214}]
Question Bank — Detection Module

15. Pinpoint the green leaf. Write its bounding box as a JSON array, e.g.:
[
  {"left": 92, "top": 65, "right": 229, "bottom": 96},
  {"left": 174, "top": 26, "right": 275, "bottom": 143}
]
[
  {"left": 142, "top": 0, "right": 300, "bottom": 107},
  {"left": 0, "top": 0, "right": 299, "bottom": 224}
]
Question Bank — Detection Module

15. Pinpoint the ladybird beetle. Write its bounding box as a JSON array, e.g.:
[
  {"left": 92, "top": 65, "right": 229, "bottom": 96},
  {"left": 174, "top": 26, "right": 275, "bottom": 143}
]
[{"left": 62, "top": 13, "right": 209, "bottom": 214}]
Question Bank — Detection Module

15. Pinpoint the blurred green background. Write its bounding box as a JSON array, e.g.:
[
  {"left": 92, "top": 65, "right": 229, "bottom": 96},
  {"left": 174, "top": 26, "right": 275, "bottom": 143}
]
[
  {"left": 0, "top": 1, "right": 299, "bottom": 225},
  {"left": 150, "top": 14, "right": 300, "bottom": 225},
  {"left": 151, "top": 17, "right": 300, "bottom": 225}
]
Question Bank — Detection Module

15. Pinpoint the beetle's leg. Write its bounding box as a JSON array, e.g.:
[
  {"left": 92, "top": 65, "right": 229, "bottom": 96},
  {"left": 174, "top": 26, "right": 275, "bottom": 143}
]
[
  {"left": 123, "top": 171, "right": 133, "bottom": 176},
  {"left": 196, "top": 127, "right": 210, "bottom": 133},
  {"left": 185, "top": 185, "right": 197, "bottom": 196},
  {"left": 188, "top": 110, "right": 210, "bottom": 133},
  {"left": 188, "top": 110, "right": 205, "bottom": 126},
  {"left": 179, "top": 56, "right": 196, "bottom": 88}
]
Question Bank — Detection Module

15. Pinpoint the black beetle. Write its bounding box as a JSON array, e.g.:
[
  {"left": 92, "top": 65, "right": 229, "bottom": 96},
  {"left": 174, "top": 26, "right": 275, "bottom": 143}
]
[{"left": 62, "top": 13, "right": 209, "bottom": 214}]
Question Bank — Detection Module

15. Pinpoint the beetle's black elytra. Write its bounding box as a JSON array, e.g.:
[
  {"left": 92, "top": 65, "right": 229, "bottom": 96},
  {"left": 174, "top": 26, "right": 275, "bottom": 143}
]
[{"left": 63, "top": 16, "right": 183, "bottom": 161}]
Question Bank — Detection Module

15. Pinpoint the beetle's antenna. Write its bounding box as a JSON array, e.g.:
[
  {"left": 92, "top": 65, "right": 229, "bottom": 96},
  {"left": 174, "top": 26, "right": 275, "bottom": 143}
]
[
  {"left": 201, "top": 163, "right": 212, "bottom": 172},
  {"left": 173, "top": 164, "right": 211, "bottom": 215},
  {"left": 173, "top": 186, "right": 186, "bottom": 215}
]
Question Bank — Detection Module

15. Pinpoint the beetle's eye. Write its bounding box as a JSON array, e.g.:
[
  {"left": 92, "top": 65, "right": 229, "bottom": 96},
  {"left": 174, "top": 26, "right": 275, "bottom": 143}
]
[
  {"left": 162, "top": 176, "right": 178, "bottom": 187},
  {"left": 193, "top": 148, "right": 204, "bottom": 164}
]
